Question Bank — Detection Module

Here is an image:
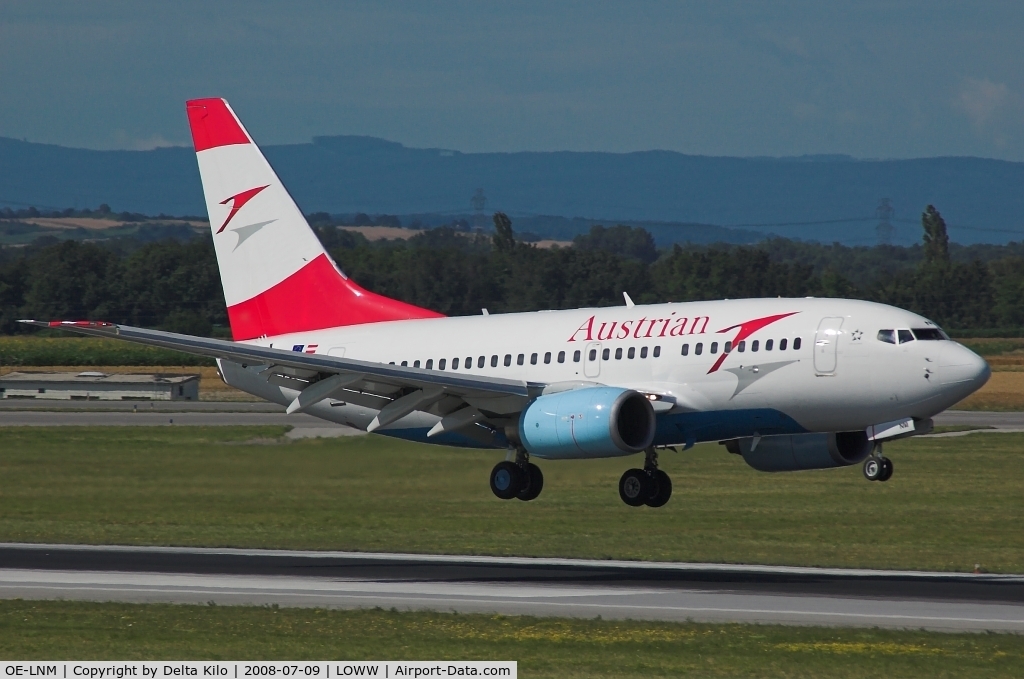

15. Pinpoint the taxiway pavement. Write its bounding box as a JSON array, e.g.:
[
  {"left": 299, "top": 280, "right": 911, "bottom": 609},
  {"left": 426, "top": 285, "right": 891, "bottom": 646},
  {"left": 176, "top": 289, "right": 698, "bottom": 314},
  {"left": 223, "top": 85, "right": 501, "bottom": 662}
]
[{"left": 1, "top": 543, "right": 1021, "bottom": 632}]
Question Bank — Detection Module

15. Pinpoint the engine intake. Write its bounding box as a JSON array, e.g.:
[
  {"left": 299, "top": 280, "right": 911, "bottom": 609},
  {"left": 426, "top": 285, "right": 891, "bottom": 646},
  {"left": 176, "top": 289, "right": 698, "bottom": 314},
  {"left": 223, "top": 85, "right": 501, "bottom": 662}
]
[
  {"left": 519, "top": 387, "right": 656, "bottom": 459},
  {"left": 726, "top": 431, "right": 872, "bottom": 472}
]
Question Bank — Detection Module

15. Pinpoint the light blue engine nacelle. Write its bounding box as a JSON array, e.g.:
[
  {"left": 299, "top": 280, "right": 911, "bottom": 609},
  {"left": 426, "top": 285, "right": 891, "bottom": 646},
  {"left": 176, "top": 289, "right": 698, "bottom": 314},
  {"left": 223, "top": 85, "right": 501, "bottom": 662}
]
[{"left": 518, "top": 387, "right": 656, "bottom": 459}]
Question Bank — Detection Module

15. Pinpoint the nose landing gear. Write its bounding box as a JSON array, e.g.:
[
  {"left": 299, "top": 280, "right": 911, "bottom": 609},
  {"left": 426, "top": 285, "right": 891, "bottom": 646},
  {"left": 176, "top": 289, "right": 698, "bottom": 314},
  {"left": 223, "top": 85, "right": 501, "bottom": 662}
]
[
  {"left": 619, "top": 448, "right": 673, "bottom": 507},
  {"left": 490, "top": 448, "right": 544, "bottom": 501},
  {"left": 863, "top": 445, "right": 894, "bottom": 482}
]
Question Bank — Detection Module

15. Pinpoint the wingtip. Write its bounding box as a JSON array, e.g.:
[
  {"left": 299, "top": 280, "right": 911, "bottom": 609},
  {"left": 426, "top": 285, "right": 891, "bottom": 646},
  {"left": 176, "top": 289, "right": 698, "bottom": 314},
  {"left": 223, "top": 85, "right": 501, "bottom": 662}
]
[{"left": 18, "top": 319, "right": 118, "bottom": 330}]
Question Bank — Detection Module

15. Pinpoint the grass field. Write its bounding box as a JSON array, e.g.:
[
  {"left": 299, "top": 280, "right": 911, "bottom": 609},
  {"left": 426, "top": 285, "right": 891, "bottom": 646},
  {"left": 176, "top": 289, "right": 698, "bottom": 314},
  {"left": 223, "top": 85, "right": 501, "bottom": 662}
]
[
  {"left": 1, "top": 601, "right": 1021, "bottom": 676},
  {"left": 1, "top": 426, "right": 1021, "bottom": 572}
]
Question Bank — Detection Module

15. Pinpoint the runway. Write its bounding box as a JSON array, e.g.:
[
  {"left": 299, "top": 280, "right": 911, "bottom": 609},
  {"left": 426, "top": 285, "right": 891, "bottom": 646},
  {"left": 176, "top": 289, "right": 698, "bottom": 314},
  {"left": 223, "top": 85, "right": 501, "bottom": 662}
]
[
  {"left": 1, "top": 543, "right": 1022, "bottom": 632},
  {"left": 0, "top": 401, "right": 363, "bottom": 437}
]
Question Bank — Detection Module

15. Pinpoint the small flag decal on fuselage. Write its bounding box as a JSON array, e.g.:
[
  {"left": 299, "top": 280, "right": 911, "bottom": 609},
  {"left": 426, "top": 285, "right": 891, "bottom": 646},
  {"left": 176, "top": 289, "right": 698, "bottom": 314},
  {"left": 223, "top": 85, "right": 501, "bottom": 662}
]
[{"left": 291, "top": 344, "right": 318, "bottom": 353}]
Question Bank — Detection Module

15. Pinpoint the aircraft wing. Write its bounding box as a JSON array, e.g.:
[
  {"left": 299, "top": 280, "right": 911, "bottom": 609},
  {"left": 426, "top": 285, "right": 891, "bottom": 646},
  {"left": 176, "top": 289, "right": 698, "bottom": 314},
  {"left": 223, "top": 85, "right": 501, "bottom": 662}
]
[{"left": 19, "top": 321, "right": 538, "bottom": 426}]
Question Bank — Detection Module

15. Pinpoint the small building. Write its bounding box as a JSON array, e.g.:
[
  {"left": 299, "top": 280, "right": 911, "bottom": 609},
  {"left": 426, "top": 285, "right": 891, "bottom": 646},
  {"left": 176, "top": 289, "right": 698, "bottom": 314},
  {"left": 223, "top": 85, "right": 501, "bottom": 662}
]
[{"left": 0, "top": 371, "right": 200, "bottom": 401}]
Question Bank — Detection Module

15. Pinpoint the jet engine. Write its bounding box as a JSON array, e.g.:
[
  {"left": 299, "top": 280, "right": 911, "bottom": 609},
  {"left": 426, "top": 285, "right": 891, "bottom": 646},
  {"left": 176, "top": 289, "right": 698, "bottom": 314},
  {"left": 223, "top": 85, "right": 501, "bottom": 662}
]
[
  {"left": 519, "top": 387, "right": 656, "bottom": 459},
  {"left": 725, "top": 431, "right": 872, "bottom": 472}
]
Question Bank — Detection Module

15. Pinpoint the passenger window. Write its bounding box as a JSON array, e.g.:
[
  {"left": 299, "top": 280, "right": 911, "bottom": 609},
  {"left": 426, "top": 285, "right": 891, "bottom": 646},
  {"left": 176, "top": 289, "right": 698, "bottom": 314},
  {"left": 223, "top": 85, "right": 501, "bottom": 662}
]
[
  {"left": 478, "top": 356, "right": 485, "bottom": 368},
  {"left": 897, "top": 329, "right": 915, "bottom": 344},
  {"left": 544, "top": 352, "right": 552, "bottom": 364},
  {"left": 491, "top": 355, "right": 499, "bottom": 367},
  {"left": 517, "top": 354, "right": 524, "bottom": 365},
  {"left": 425, "top": 359, "right": 433, "bottom": 369},
  {"left": 389, "top": 361, "right": 395, "bottom": 365},
  {"left": 640, "top": 347, "right": 648, "bottom": 358},
  {"left": 695, "top": 343, "right": 703, "bottom": 355},
  {"left": 681, "top": 344, "right": 689, "bottom": 356},
  {"left": 401, "top": 360, "right": 408, "bottom": 366},
  {"left": 738, "top": 341, "right": 746, "bottom": 352},
  {"left": 589, "top": 349, "right": 597, "bottom": 361},
  {"left": 414, "top": 360, "right": 421, "bottom": 368},
  {"left": 615, "top": 347, "right": 623, "bottom": 359},
  {"left": 877, "top": 329, "right": 895, "bottom": 344},
  {"left": 710, "top": 342, "right": 719, "bottom": 354},
  {"left": 780, "top": 339, "right": 788, "bottom": 351},
  {"left": 627, "top": 347, "right": 635, "bottom": 359},
  {"left": 765, "top": 339, "right": 773, "bottom": 351},
  {"left": 603, "top": 348, "right": 610, "bottom": 360},
  {"left": 439, "top": 359, "right": 446, "bottom": 370},
  {"left": 794, "top": 338, "right": 802, "bottom": 350},
  {"left": 653, "top": 346, "right": 661, "bottom": 357},
  {"left": 724, "top": 341, "right": 732, "bottom": 353},
  {"left": 466, "top": 357, "right": 472, "bottom": 369},
  {"left": 573, "top": 350, "right": 581, "bottom": 362},
  {"left": 751, "top": 340, "right": 758, "bottom": 352},
  {"left": 504, "top": 354, "right": 511, "bottom": 367},
  {"left": 557, "top": 351, "right": 565, "bottom": 363},
  {"left": 530, "top": 353, "right": 538, "bottom": 365},
  {"left": 452, "top": 358, "right": 459, "bottom": 369}
]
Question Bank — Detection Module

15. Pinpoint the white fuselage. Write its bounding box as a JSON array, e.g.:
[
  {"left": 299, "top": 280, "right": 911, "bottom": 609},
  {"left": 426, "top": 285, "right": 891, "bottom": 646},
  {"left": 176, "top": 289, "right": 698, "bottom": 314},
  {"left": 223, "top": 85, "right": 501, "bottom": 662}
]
[{"left": 219, "top": 297, "right": 990, "bottom": 451}]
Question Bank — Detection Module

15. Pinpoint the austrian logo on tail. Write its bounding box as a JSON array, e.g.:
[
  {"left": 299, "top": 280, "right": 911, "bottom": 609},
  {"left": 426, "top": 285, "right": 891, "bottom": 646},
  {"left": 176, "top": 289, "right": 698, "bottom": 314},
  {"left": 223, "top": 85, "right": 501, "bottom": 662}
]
[{"left": 217, "top": 185, "right": 269, "bottom": 233}]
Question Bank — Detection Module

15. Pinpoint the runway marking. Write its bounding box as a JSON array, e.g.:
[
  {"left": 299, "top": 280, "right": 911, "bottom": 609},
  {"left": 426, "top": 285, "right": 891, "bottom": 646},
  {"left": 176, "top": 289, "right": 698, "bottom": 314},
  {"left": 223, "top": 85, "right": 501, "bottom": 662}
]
[
  {"left": 4, "top": 542, "right": 1022, "bottom": 582},
  {"left": 3, "top": 583, "right": 1023, "bottom": 626}
]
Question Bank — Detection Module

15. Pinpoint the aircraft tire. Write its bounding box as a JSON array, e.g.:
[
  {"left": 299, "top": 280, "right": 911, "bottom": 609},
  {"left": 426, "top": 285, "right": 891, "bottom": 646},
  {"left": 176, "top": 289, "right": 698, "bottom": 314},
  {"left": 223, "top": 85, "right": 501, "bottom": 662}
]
[
  {"left": 645, "top": 469, "right": 672, "bottom": 507},
  {"left": 490, "top": 461, "right": 523, "bottom": 500},
  {"left": 863, "top": 457, "right": 883, "bottom": 481},
  {"left": 618, "top": 469, "right": 650, "bottom": 507},
  {"left": 517, "top": 463, "right": 544, "bottom": 501},
  {"left": 879, "top": 457, "right": 894, "bottom": 482}
]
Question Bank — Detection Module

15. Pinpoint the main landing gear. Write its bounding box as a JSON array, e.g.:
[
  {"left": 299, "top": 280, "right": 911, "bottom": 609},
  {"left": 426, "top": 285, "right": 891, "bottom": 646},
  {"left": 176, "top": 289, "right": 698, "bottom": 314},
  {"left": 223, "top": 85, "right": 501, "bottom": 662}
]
[
  {"left": 490, "top": 448, "right": 544, "bottom": 501},
  {"left": 619, "top": 448, "right": 672, "bottom": 507},
  {"left": 863, "top": 444, "right": 894, "bottom": 482}
]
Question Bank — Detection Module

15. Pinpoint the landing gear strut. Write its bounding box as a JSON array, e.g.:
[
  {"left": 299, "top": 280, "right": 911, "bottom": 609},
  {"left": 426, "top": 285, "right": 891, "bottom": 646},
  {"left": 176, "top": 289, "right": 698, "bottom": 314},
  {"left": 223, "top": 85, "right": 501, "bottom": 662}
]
[
  {"left": 863, "top": 444, "right": 894, "bottom": 482},
  {"left": 490, "top": 448, "right": 544, "bottom": 501},
  {"left": 619, "top": 448, "right": 673, "bottom": 507}
]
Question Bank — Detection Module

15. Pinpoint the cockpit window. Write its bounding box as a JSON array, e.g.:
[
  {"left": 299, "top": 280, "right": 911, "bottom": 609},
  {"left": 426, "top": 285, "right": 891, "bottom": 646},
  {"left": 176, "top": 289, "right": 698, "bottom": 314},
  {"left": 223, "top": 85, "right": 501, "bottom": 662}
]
[
  {"left": 897, "top": 329, "right": 915, "bottom": 344},
  {"left": 912, "top": 328, "right": 949, "bottom": 341},
  {"left": 877, "top": 329, "right": 895, "bottom": 344}
]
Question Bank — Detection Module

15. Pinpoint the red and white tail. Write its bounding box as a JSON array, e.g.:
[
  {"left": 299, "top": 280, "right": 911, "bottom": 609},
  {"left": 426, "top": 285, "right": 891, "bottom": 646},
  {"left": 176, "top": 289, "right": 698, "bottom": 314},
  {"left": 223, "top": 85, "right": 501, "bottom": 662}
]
[{"left": 185, "top": 98, "right": 442, "bottom": 341}]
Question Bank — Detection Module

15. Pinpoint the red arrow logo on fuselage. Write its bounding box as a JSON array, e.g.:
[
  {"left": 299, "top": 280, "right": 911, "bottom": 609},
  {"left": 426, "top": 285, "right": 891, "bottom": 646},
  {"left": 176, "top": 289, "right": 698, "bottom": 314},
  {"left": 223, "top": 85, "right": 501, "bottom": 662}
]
[
  {"left": 707, "top": 311, "right": 799, "bottom": 374},
  {"left": 216, "top": 185, "right": 269, "bottom": 234}
]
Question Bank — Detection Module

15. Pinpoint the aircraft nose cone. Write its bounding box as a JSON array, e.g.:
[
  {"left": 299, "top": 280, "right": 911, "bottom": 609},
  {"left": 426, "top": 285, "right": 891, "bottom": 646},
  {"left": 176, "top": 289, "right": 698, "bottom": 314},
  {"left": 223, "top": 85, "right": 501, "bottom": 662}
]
[{"left": 941, "top": 344, "right": 990, "bottom": 393}]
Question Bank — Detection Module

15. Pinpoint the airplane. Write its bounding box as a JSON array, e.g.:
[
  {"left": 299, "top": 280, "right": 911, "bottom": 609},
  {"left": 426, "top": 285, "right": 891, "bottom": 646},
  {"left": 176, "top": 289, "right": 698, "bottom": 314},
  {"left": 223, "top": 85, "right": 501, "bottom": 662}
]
[{"left": 22, "top": 98, "right": 991, "bottom": 507}]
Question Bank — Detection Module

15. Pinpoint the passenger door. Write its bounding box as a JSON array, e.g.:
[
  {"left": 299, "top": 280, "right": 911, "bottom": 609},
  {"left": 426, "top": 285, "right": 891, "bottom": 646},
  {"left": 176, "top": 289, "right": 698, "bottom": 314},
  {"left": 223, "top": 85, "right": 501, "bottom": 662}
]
[
  {"left": 584, "top": 342, "right": 602, "bottom": 378},
  {"left": 813, "top": 317, "right": 843, "bottom": 375}
]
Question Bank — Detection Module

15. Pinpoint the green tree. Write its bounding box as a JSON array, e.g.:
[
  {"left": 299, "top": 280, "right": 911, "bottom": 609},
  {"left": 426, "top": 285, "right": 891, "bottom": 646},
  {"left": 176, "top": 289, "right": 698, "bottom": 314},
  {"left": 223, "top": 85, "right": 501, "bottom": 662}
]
[
  {"left": 922, "top": 205, "right": 950, "bottom": 266},
  {"left": 492, "top": 212, "right": 516, "bottom": 253}
]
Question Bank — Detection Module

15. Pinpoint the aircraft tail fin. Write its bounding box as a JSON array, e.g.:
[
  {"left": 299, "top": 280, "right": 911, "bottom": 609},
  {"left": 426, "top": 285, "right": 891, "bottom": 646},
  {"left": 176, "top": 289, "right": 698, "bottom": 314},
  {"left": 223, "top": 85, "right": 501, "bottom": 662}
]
[{"left": 185, "top": 98, "right": 442, "bottom": 341}]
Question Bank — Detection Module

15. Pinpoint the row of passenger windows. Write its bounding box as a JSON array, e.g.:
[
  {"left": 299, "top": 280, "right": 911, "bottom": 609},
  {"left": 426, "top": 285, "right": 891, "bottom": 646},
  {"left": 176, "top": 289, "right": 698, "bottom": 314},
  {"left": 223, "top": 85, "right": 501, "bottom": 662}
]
[
  {"left": 681, "top": 337, "right": 802, "bottom": 356},
  {"left": 389, "top": 338, "right": 807, "bottom": 369},
  {"left": 392, "top": 346, "right": 664, "bottom": 370}
]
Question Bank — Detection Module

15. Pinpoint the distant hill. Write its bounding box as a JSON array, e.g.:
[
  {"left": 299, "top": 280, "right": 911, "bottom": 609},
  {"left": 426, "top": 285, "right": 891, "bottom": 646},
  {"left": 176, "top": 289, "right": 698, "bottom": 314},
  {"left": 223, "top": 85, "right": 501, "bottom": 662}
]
[{"left": 3, "top": 135, "right": 1024, "bottom": 245}]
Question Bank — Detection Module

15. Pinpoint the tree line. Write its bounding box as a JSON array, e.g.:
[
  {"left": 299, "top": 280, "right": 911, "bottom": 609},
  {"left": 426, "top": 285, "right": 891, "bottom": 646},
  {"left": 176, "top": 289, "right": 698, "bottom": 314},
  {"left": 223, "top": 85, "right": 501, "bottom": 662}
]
[{"left": 0, "top": 206, "right": 1021, "bottom": 336}]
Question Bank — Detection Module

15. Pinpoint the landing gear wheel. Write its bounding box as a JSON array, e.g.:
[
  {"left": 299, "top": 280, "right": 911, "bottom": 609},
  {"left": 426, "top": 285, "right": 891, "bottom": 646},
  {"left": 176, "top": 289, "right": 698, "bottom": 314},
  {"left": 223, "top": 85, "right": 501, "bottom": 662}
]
[
  {"left": 879, "top": 457, "right": 894, "bottom": 482},
  {"left": 863, "top": 457, "right": 882, "bottom": 481},
  {"left": 490, "top": 461, "right": 523, "bottom": 500},
  {"left": 517, "top": 463, "right": 544, "bottom": 501},
  {"left": 619, "top": 468, "right": 651, "bottom": 507},
  {"left": 645, "top": 469, "right": 673, "bottom": 507}
]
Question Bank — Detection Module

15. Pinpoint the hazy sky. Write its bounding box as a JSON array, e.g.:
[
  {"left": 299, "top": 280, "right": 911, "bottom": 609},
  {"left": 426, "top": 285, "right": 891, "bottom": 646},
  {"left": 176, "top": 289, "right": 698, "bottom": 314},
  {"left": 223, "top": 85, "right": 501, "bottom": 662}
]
[{"left": 2, "top": 1, "right": 1023, "bottom": 159}]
